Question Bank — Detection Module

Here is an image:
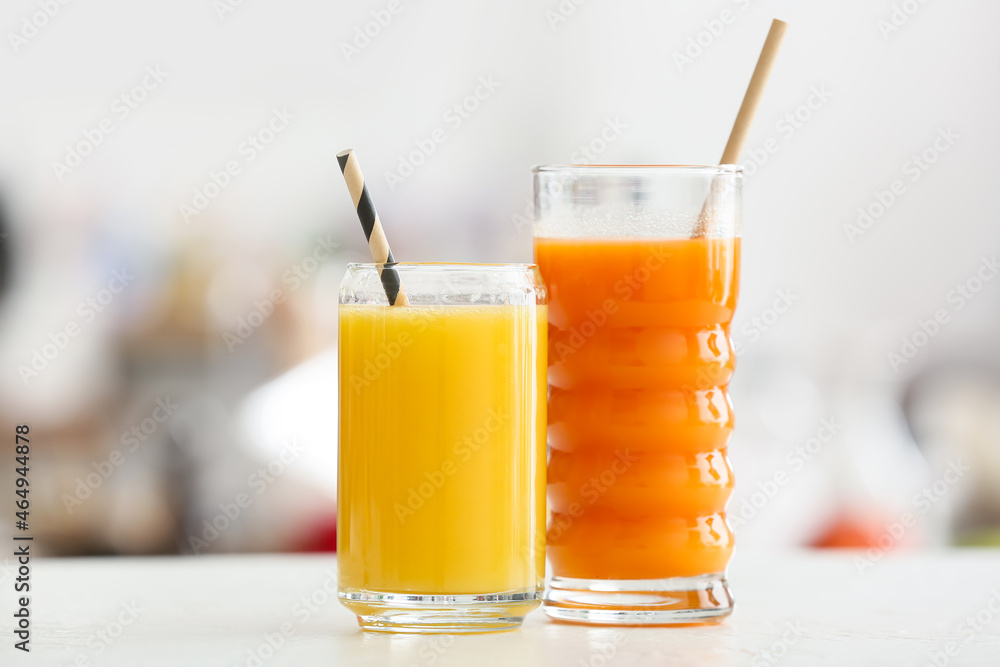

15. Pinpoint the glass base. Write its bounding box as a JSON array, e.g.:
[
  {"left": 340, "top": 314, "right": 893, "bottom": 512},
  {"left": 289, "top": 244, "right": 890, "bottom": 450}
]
[
  {"left": 543, "top": 574, "right": 733, "bottom": 625},
  {"left": 339, "top": 589, "right": 542, "bottom": 633}
]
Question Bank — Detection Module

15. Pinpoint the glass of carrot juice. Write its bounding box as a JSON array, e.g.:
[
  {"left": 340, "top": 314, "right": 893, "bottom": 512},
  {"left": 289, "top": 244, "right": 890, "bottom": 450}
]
[
  {"left": 337, "top": 263, "right": 547, "bottom": 632},
  {"left": 533, "top": 165, "right": 742, "bottom": 624}
]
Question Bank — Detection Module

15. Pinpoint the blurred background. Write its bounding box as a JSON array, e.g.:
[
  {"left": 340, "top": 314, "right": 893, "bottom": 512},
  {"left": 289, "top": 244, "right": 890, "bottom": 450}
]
[{"left": 0, "top": 0, "right": 998, "bottom": 558}]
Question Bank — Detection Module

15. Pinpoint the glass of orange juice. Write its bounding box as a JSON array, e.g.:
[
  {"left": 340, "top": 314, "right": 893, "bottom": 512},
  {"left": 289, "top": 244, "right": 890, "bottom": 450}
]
[
  {"left": 337, "top": 263, "right": 547, "bottom": 632},
  {"left": 533, "top": 165, "right": 742, "bottom": 624}
]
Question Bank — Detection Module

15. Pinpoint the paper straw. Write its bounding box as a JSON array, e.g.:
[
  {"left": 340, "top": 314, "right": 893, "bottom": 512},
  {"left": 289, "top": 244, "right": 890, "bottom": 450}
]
[
  {"left": 695, "top": 19, "right": 787, "bottom": 238},
  {"left": 720, "top": 19, "right": 788, "bottom": 165},
  {"left": 337, "top": 149, "right": 409, "bottom": 306}
]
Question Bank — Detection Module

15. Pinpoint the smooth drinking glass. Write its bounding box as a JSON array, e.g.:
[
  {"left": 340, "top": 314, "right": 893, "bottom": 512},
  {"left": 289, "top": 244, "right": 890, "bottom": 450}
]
[
  {"left": 533, "top": 165, "right": 742, "bottom": 624},
  {"left": 337, "top": 263, "right": 547, "bottom": 633}
]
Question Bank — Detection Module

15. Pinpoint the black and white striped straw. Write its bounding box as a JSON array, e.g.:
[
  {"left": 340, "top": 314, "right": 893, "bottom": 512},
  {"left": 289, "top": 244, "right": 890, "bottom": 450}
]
[{"left": 337, "top": 149, "right": 408, "bottom": 306}]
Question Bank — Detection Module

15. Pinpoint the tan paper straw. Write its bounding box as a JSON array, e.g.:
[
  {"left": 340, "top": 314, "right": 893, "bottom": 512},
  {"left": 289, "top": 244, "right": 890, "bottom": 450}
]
[
  {"left": 695, "top": 18, "right": 788, "bottom": 238},
  {"left": 337, "top": 148, "right": 409, "bottom": 306},
  {"left": 720, "top": 18, "right": 788, "bottom": 165}
]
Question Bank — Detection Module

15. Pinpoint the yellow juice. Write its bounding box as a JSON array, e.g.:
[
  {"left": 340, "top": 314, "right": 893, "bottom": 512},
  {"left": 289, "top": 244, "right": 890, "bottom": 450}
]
[{"left": 338, "top": 304, "right": 547, "bottom": 596}]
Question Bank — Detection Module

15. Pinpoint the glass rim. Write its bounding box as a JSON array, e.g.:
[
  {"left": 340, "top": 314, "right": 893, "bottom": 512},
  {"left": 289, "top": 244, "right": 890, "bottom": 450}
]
[
  {"left": 345, "top": 262, "right": 537, "bottom": 271},
  {"left": 533, "top": 164, "right": 743, "bottom": 176}
]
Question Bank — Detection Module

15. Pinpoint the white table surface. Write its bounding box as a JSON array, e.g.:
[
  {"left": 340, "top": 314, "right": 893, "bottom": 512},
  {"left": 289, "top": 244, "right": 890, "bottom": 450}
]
[{"left": 5, "top": 551, "right": 1000, "bottom": 666}]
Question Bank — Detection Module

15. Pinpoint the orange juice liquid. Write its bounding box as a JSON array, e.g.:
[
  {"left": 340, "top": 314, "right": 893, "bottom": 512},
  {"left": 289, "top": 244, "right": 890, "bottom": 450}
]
[
  {"left": 534, "top": 236, "right": 739, "bottom": 580},
  {"left": 338, "top": 304, "right": 547, "bottom": 596}
]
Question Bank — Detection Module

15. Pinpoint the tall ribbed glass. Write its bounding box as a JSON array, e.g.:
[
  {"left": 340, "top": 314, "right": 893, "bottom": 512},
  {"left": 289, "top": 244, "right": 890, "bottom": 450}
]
[{"left": 533, "top": 166, "right": 742, "bottom": 624}]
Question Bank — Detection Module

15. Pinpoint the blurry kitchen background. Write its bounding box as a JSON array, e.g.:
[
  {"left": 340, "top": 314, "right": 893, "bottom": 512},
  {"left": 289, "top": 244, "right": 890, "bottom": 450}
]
[{"left": 0, "top": 0, "right": 998, "bottom": 558}]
